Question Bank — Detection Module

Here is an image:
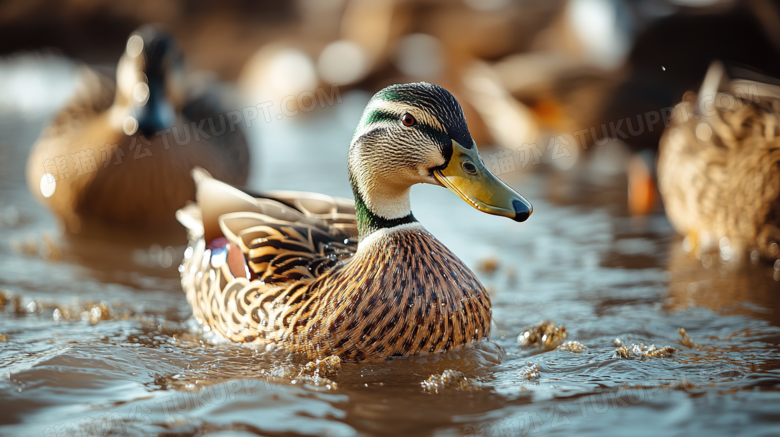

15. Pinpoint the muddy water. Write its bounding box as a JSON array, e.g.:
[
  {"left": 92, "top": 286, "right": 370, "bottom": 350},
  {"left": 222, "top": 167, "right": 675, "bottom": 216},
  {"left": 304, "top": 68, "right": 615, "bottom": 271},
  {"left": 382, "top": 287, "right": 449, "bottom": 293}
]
[{"left": 1, "top": 67, "right": 780, "bottom": 437}]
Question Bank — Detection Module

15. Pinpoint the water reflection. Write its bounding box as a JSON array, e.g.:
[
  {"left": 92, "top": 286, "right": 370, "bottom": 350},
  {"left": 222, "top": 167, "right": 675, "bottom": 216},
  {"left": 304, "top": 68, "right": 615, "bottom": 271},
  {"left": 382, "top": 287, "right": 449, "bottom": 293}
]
[{"left": 665, "top": 241, "right": 780, "bottom": 328}]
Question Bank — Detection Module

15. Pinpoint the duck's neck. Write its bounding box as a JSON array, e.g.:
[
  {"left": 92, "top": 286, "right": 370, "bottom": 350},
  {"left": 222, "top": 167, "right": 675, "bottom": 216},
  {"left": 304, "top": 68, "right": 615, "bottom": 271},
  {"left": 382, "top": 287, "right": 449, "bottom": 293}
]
[
  {"left": 348, "top": 163, "right": 417, "bottom": 242},
  {"left": 112, "top": 56, "right": 175, "bottom": 136},
  {"left": 135, "top": 78, "right": 175, "bottom": 135}
]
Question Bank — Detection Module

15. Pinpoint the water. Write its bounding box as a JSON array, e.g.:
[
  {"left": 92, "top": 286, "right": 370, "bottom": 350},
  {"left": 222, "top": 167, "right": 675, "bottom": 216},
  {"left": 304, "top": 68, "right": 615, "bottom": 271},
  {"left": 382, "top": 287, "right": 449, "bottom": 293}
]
[{"left": 1, "top": 59, "right": 779, "bottom": 437}]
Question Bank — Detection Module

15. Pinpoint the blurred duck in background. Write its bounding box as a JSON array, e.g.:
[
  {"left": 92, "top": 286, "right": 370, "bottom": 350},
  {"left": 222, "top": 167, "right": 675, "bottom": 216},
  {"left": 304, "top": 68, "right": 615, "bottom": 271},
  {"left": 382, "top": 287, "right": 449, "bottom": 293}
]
[
  {"left": 26, "top": 25, "right": 250, "bottom": 233},
  {"left": 658, "top": 62, "right": 780, "bottom": 262}
]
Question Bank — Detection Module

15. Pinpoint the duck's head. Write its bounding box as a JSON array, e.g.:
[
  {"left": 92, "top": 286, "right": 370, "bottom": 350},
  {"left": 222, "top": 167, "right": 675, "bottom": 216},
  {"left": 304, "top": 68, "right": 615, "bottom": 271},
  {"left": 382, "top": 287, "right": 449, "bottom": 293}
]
[
  {"left": 349, "top": 82, "right": 532, "bottom": 240},
  {"left": 114, "top": 25, "right": 185, "bottom": 136}
]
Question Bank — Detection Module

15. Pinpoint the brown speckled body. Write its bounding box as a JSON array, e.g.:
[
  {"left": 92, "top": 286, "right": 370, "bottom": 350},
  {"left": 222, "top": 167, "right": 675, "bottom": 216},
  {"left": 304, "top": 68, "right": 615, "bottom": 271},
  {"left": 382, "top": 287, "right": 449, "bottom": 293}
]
[
  {"left": 182, "top": 221, "right": 491, "bottom": 361},
  {"left": 658, "top": 89, "right": 780, "bottom": 259}
]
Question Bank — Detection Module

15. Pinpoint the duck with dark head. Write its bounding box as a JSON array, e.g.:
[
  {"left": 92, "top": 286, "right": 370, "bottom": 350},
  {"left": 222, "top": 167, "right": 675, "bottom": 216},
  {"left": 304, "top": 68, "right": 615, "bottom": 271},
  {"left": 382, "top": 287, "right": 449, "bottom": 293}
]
[{"left": 27, "top": 25, "right": 250, "bottom": 233}]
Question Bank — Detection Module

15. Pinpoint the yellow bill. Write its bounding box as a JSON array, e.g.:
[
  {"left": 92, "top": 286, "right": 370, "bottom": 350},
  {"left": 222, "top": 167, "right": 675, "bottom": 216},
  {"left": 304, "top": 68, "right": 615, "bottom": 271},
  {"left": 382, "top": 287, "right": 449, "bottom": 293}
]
[{"left": 434, "top": 140, "right": 532, "bottom": 222}]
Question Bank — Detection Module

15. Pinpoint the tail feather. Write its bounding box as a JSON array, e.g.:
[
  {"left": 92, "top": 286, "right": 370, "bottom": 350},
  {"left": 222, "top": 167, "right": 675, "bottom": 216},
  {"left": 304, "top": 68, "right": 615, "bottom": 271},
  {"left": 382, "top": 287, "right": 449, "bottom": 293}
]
[
  {"left": 175, "top": 202, "right": 204, "bottom": 239},
  {"left": 179, "top": 167, "right": 358, "bottom": 244}
]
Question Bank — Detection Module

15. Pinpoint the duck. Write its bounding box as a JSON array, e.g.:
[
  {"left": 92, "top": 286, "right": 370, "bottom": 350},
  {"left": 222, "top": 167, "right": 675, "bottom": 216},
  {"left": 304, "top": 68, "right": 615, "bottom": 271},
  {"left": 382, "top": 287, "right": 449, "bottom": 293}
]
[
  {"left": 26, "top": 25, "right": 250, "bottom": 233},
  {"left": 657, "top": 62, "right": 780, "bottom": 261},
  {"left": 177, "top": 82, "right": 532, "bottom": 361}
]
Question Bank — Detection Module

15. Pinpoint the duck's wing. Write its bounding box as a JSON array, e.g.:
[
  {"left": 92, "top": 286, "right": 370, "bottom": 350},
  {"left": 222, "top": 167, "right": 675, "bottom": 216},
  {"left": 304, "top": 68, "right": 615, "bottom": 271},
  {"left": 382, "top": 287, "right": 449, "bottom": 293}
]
[{"left": 177, "top": 168, "right": 358, "bottom": 284}]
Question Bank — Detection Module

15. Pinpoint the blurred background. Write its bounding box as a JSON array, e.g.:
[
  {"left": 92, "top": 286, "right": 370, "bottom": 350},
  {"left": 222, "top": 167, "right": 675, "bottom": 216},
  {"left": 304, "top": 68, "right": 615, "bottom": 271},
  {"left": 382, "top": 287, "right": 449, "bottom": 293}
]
[
  {"left": 3, "top": 0, "right": 780, "bottom": 173},
  {"left": 2, "top": 1, "right": 780, "bottom": 436}
]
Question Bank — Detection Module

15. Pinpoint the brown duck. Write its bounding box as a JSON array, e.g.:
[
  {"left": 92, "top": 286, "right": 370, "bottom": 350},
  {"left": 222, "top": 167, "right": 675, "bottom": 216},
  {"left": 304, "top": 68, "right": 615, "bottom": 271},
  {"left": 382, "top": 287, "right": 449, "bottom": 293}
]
[
  {"left": 27, "top": 25, "right": 250, "bottom": 232},
  {"left": 177, "top": 83, "right": 532, "bottom": 361},
  {"left": 658, "top": 62, "right": 780, "bottom": 260}
]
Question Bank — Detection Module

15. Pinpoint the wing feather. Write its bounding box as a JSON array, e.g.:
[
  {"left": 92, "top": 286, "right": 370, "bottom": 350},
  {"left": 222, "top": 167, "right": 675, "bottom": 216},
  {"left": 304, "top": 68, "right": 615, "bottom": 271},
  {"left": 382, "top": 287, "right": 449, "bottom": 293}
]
[{"left": 179, "top": 168, "right": 358, "bottom": 286}]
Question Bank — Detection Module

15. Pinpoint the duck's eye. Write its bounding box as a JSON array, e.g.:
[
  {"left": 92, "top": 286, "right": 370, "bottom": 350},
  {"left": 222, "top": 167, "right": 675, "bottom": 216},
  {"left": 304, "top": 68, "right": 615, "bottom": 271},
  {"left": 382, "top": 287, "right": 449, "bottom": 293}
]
[
  {"left": 401, "top": 113, "right": 416, "bottom": 126},
  {"left": 462, "top": 161, "right": 477, "bottom": 175}
]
